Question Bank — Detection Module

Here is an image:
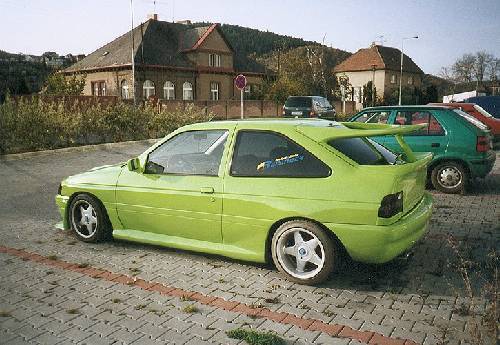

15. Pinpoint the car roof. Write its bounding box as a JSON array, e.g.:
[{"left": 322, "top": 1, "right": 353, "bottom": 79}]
[
  {"left": 361, "top": 105, "right": 453, "bottom": 111},
  {"left": 183, "top": 118, "right": 338, "bottom": 131}
]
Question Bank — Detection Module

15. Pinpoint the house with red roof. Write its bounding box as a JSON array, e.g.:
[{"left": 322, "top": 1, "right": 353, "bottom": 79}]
[
  {"left": 334, "top": 44, "right": 424, "bottom": 109},
  {"left": 63, "top": 16, "right": 267, "bottom": 101}
]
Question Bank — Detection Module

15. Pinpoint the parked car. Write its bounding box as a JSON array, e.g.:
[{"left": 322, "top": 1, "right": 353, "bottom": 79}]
[
  {"left": 429, "top": 103, "right": 500, "bottom": 143},
  {"left": 56, "top": 119, "right": 432, "bottom": 285},
  {"left": 283, "top": 96, "right": 336, "bottom": 119},
  {"left": 350, "top": 105, "right": 496, "bottom": 193},
  {"left": 465, "top": 96, "right": 500, "bottom": 119}
]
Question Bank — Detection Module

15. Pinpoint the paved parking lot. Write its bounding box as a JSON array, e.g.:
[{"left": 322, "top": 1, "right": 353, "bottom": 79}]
[{"left": 0, "top": 142, "right": 498, "bottom": 345}]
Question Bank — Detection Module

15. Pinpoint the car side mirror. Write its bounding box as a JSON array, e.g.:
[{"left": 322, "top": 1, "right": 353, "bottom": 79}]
[{"left": 127, "top": 157, "right": 141, "bottom": 171}]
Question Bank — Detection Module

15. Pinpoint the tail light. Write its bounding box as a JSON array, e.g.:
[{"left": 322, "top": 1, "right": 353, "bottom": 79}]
[
  {"left": 476, "top": 136, "right": 490, "bottom": 152},
  {"left": 378, "top": 192, "right": 403, "bottom": 218},
  {"left": 309, "top": 110, "right": 318, "bottom": 117}
]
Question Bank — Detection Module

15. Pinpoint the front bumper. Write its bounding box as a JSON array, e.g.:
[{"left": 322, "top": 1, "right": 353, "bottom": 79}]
[
  {"left": 326, "top": 192, "right": 433, "bottom": 264},
  {"left": 55, "top": 194, "right": 70, "bottom": 230}
]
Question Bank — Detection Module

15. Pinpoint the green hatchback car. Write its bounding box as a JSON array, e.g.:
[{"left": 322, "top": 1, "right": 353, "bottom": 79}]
[
  {"left": 56, "top": 119, "right": 433, "bottom": 284},
  {"left": 350, "top": 106, "right": 496, "bottom": 194}
]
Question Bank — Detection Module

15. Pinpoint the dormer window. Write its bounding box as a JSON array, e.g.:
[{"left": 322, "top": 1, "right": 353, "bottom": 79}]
[{"left": 209, "top": 53, "right": 221, "bottom": 67}]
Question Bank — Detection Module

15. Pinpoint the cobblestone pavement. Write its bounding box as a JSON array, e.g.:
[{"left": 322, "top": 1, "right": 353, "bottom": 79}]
[{"left": 0, "top": 143, "right": 498, "bottom": 345}]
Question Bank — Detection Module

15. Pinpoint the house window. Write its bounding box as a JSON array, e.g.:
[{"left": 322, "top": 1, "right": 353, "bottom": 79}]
[
  {"left": 143, "top": 80, "right": 155, "bottom": 99},
  {"left": 390, "top": 75, "right": 397, "bottom": 84},
  {"left": 163, "top": 81, "right": 175, "bottom": 100},
  {"left": 209, "top": 53, "right": 221, "bottom": 67},
  {"left": 408, "top": 76, "right": 414, "bottom": 85},
  {"left": 121, "top": 80, "right": 129, "bottom": 99},
  {"left": 91, "top": 81, "right": 106, "bottom": 96},
  {"left": 210, "top": 82, "right": 219, "bottom": 100},
  {"left": 183, "top": 82, "right": 193, "bottom": 100}
]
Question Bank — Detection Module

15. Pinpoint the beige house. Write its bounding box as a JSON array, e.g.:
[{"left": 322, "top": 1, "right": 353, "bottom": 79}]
[
  {"left": 63, "top": 17, "right": 267, "bottom": 101},
  {"left": 334, "top": 44, "right": 424, "bottom": 109}
]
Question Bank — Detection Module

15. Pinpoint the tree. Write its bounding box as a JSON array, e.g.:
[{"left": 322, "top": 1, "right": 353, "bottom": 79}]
[
  {"left": 43, "top": 73, "right": 85, "bottom": 95},
  {"left": 362, "top": 81, "right": 377, "bottom": 107},
  {"left": 452, "top": 54, "right": 475, "bottom": 83},
  {"left": 472, "top": 51, "right": 494, "bottom": 86}
]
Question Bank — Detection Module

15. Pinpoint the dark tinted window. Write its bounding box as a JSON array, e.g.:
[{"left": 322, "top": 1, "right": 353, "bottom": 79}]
[
  {"left": 231, "top": 131, "right": 330, "bottom": 177},
  {"left": 285, "top": 97, "right": 312, "bottom": 108},
  {"left": 328, "top": 137, "right": 395, "bottom": 165},
  {"left": 146, "top": 130, "right": 228, "bottom": 175}
]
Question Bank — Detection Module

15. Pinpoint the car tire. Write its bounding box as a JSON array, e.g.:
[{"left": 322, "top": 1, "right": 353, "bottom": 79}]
[
  {"left": 271, "top": 220, "right": 337, "bottom": 285},
  {"left": 69, "top": 194, "right": 110, "bottom": 243},
  {"left": 430, "top": 161, "right": 468, "bottom": 194}
]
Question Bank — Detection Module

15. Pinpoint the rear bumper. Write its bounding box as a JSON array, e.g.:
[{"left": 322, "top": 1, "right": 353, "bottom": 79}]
[
  {"left": 326, "top": 192, "right": 433, "bottom": 264},
  {"left": 469, "top": 151, "right": 496, "bottom": 178}
]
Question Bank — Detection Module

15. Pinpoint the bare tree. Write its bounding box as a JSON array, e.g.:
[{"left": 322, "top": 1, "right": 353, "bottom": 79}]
[
  {"left": 473, "top": 51, "right": 494, "bottom": 87},
  {"left": 452, "top": 54, "right": 476, "bottom": 83},
  {"left": 487, "top": 58, "right": 499, "bottom": 82}
]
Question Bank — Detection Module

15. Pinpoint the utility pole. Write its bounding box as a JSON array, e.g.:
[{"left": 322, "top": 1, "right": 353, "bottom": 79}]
[
  {"left": 130, "top": 0, "right": 136, "bottom": 105},
  {"left": 399, "top": 36, "right": 418, "bottom": 105}
]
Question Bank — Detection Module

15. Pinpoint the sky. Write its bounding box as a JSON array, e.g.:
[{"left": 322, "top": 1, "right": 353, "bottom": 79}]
[{"left": 1, "top": 0, "right": 499, "bottom": 75}]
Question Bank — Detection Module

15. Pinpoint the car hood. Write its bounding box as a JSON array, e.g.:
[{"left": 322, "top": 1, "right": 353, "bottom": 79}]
[{"left": 64, "top": 163, "right": 125, "bottom": 187}]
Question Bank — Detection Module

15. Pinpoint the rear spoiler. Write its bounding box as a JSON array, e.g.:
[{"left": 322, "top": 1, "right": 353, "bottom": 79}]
[{"left": 296, "top": 122, "right": 427, "bottom": 163}]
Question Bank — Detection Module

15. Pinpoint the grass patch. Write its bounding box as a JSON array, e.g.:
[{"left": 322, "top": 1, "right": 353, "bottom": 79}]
[
  {"left": 66, "top": 308, "right": 79, "bottom": 314},
  {"left": 218, "top": 278, "right": 226, "bottom": 283},
  {"left": 182, "top": 304, "right": 198, "bottom": 313},
  {"left": 180, "top": 295, "right": 193, "bottom": 302},
  {"left": 111, "top": 298, "right": 122, "bottom": 304},
  {"left": 0, "top": 310, "right": 11, "bottom": 317},
  {"left": 134, "top": 304, "right": 147, "bottom": 310},
  {"left": 67, "top": 241, "right": 77, "bottom": 245},
  {"left": 47, "top": 255, "right": 58, "bottom": 260},
  {"left": 77, "top": 263, "right": 89, "bottom": 268},
  {"left": 323, "top": 309, "right": 336, "bottom": 317},
  {"left": 226, "top": 328, "right": 285, "bottom": 345}
]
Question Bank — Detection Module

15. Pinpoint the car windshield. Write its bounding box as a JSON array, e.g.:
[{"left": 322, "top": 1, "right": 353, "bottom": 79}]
[
  {"left": 286, "top": 97, "right": 312, "bottom": 107},
  {"left": 473, "top": 105, "right": 494, "bottom": 118},
  {"left": 328, "top": 137, "right": 398, "bottom": 165},
  {"left": 453, "top": 109, "right": 489, "bottom": 130}
]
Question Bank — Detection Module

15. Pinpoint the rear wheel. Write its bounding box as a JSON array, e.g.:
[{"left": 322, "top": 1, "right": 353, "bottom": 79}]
[
  {"left": 69, "top": 194, "right": 110, "bottom": 242},
  {"left": 431, "top": 162, "right": 467, "bottom": 194},
  {"left": 271, "top": 220, "right": 337, "bottom": 285}
]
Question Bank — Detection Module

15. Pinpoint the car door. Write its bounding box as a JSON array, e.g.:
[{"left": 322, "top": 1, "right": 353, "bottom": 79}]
[
  {"left": 384, "top": 110, "right": 447, "bottom": 156},
  {"left": 221, "top": 129, "right": 332, "bottom": 261},
  {"left": 115, "top": 129, "right": 230, "bottom": 243}
]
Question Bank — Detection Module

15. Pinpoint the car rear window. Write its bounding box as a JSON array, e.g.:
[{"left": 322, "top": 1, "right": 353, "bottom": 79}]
[
  {"left": 285, "top": 97, "right": 312, "bottom": 107},
  {"left": 328, "top": 137, "right": 397, "bottom": 165},
  {"left": 453, "top": 109, "right": 489, "bottom": 131}
]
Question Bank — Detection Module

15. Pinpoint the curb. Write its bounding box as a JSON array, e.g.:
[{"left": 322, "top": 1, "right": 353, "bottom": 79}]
[{"left": 0, "top": 139, "right": 159, "bottom": 161}]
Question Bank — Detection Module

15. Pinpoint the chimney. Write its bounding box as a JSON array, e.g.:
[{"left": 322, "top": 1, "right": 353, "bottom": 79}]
[
  {"left": 176, "top": 20, "right": 192, "bottom": 25},
  {"left": 148, "top": 13, "right": 158, "bottom": 21}
]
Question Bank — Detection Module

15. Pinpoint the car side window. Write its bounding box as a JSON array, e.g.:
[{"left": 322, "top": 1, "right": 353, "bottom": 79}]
[
  {"left": 395, "top": 111, "right": 444, "bottom": 136},
  {"left": 230, "top": 131, "right": 330, "bottom": 178},
  {"left": 145, "top": 130, "right": 229, "bottom": 175},
  {"left": 354, "top": 111, "right": 390, "bottom": 124}
]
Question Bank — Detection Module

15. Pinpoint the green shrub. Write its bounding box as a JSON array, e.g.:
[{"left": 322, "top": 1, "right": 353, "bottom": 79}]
[
  {"left": 226, "top": 328, "right": 285, "bottom": 345},
  {"left": 0, "top": 97, "right": 212, "bottom": 154}
]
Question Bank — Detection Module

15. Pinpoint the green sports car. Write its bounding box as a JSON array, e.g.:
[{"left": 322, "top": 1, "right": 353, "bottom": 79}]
[{"left": 56, "top": 119, "right": 433, "bottom": 284}]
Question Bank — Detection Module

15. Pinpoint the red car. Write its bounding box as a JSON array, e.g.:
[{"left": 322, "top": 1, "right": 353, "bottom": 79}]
[{"left": 431, "top": 103, "right": 500, "bottom": 143}]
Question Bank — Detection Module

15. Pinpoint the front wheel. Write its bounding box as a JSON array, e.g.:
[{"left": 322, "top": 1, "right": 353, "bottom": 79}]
[
  {"left": 271, "top": 220, "right": 337, "bottom": 285},
  {"left": 430, "top": 162, "right": 468, "bottom": 194},
  {"left": 69, "top": 194, "right": 110, "bottom": 242}
]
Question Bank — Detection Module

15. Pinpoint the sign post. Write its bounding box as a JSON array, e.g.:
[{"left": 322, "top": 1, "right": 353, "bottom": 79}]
[{"left": 234, "top": 74, "right": 247, "bottom": 119}]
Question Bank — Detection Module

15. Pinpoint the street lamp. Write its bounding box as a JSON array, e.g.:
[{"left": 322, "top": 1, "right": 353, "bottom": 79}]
[{"left": 398, "top": 36, "right": 418, "bottom": 105}]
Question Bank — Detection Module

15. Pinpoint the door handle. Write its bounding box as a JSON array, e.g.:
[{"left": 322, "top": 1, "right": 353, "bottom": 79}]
[
  {"left": 200, "top": 187, "right": 214, "bottom": 194},
  {"left": 431, "top": 143, "right": 440, "bottom": 147}
]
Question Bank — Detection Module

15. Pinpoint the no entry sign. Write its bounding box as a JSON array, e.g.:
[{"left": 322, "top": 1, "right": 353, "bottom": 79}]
[{"left": 235, "top": 74, "right": 247, "bottom": 90}]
